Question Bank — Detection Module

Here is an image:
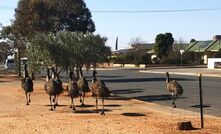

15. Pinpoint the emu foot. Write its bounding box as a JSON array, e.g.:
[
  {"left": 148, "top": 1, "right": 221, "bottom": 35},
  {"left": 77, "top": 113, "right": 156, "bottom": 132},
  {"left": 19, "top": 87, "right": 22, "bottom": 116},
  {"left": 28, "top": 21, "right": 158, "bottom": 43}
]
[
  {"left": 172, "top": 104, "right": 177, "bottom": 108},
  {"left": 72, "top": 107, "right": 76, "bottom": 112},
  {"left": 49, "top": 108, "right": 54, "bottom": 111},
  {"left": 80, "top": 103, "right": 85, "bottom": 107},
  {"left": 29, "top": 99, "right": 31, "bottom": 103},
  {"left": 69, "top": 105, "right": 73, "bottom": 108},
  {"left": 53, "top": 105, "right": 56, "bottom": 110},
  {"left": 100, "top": 111, "right": 105, "bottom": 115},
  {"left": 26, "top": 103, "right": 29, "bottom": 105}
]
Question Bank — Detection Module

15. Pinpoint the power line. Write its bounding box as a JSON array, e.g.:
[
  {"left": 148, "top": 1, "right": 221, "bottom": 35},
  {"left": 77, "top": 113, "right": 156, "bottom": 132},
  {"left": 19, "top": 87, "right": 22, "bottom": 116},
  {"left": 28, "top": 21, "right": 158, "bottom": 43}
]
[
  {"left": 1, "top": 6, "right": 221, "bottom": 13},
  {"left": 91, "top": 7, "right": 221, "bottom": 13}
]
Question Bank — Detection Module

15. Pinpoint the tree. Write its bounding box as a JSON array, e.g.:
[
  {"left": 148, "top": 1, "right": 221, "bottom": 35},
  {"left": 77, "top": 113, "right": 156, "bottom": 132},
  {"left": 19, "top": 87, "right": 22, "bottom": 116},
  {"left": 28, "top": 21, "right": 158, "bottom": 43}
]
[
  {"left": 190, "top": 39, "right": 196, "bottom": 43},
  {"left": 0, "top": 26, "right": 27, "bottom": 76},
  {"left": 0, "top": 42, "right": 11, "bottom": 62},
  {"left": 154, "top": 33, "right": 174, "bottom": 58},
  {"left": 13, "top": 0, "right": 95, "bottom": 38}
]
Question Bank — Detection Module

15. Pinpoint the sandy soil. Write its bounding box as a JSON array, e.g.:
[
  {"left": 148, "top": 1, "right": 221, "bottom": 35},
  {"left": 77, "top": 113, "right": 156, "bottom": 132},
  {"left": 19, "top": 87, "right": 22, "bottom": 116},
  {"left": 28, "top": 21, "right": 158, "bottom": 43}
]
[{"left": 0, "top": 73, "right": 221, "bottom": 134}]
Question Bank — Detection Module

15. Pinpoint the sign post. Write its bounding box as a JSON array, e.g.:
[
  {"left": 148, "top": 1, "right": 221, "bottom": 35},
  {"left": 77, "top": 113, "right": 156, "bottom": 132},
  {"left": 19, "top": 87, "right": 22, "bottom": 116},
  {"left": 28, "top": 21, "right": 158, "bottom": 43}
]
[{"left": 180, "top": 49, "right": 184, "bottom": 68}]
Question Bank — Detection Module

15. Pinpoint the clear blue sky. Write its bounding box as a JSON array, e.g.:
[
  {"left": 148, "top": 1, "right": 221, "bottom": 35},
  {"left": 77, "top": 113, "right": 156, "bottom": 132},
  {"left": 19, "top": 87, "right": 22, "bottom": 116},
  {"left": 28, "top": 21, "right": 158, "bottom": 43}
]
[{"left": 1, "top": 0, "right": 221, "bottom": 50}]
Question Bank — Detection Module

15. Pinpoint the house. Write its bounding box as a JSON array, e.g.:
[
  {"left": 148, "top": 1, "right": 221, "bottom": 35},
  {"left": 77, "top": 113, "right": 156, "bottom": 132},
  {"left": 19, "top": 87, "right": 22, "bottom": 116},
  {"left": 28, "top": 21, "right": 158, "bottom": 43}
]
[
  {"left": 184, "top": 35, "right": 221, "bottom": 64},
  {"left": 147, "top": 43, "right": 188, "bottom": 63}
]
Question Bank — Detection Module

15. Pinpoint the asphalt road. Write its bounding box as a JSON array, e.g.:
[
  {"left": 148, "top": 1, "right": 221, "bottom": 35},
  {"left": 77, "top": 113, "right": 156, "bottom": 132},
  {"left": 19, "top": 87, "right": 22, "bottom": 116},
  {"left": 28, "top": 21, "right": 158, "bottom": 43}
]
[{"left": 80, "top": 69, "right": 221, "bottom": 117}]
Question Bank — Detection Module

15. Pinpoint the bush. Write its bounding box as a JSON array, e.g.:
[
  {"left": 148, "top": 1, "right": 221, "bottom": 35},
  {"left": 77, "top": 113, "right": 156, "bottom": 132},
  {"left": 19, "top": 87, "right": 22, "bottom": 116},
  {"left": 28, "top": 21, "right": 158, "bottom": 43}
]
[{"left": 112, "top": 52, "right": 151, "bottom": 65}]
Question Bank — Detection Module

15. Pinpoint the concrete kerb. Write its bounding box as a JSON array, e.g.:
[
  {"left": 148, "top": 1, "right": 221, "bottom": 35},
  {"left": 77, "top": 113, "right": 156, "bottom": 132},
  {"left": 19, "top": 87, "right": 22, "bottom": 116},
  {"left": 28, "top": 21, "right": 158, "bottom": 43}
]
[
  {"left": 139, "top": 70, "right": 221, "bottom": 78},
  {"left": 110, "top": 93, "right": 216, "bottom": 118}
]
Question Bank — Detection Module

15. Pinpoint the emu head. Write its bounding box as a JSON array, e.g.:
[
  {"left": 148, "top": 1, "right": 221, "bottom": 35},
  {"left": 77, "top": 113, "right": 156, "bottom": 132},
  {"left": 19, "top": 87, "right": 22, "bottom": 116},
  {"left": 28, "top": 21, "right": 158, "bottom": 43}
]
[{"left": 93, "top": 70, "right": 97, "bottom": 77}]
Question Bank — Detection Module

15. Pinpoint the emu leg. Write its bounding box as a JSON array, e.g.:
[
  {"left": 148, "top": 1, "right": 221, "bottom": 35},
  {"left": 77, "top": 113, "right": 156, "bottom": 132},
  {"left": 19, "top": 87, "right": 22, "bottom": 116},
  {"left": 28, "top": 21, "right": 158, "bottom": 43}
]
[
  {"left": 79, "top": 92, "right": 82, "bottom": 103},
  {"left": 53, "top": 95, "right": 57, "bottom": 110},
  {"left": 55, "top": 96, "right": 59, "bottom": 106},
  {"left": 100, "top": 98, "right": 105, "bottom": 115},
  {"left": 70, "top": 97, "right": 73, "bottom": 108},
  {"left": 81, "top": 92, "right": 85, "bottom": 106},
  {"left": 25, "top": 92, "right": 29, "bottom": 105},
  {"left": 72, "top": 98, "right": 76, "bottom": 112},
  {"left": 49, "top": 96, "right": 53, "bottom": 111},
  {"left": 28, "top": 93, "right": 31, "bottom": 103},
  {"left": 95, "top": 97, "right": 98, "bottom": 113},
  {"left": 172, "top": 94, "right": 177, "bottom": 108}
]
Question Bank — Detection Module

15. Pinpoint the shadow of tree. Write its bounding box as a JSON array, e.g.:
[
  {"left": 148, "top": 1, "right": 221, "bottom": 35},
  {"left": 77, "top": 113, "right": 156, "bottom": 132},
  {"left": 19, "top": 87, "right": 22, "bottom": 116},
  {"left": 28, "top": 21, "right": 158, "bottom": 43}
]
[{"left": 121, "top": 112, "right": 146, "bottom": 116}]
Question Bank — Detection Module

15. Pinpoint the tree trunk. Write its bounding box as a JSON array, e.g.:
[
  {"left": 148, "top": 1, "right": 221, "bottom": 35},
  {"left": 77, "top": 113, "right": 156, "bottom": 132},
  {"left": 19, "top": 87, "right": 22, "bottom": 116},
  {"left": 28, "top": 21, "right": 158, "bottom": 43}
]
[{"left": 17, "top": 48, "right": 21, "bottom": 77}]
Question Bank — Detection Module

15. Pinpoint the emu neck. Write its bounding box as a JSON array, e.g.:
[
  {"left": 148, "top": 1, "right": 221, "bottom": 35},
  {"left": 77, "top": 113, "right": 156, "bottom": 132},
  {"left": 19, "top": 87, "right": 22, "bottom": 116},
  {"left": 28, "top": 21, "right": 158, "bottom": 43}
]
[
  {"left": 166, "top": 74, "right": 170, "bottom": 84},
  {"left": 93, "top": 72, "right": 97, "bottom": 82},
  {"left": 46, "top": 68, "right": 50, "bottom": 81},
  {"left": 24, "top": 66, "right": 28, "bottom": 78},
  {"left": 70, "top": 72, "right": 74, "bottom": 81}
]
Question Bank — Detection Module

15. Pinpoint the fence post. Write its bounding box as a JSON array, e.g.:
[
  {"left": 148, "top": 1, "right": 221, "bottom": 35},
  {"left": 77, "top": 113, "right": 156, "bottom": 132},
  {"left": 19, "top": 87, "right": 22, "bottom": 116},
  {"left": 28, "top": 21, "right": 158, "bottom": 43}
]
[{"left": 199, "top": 73, "right": 204, "bottom": 129}]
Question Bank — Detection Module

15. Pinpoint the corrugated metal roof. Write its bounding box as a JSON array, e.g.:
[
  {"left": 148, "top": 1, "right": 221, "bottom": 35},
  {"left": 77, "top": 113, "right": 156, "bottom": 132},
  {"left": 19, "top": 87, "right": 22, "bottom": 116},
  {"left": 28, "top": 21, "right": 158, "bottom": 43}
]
[
  {"left": 206, "top": 40, "right": 221, "bottom": 52},
  {"left": 185, "top": 41, "right": 213, "bottom": 52}
]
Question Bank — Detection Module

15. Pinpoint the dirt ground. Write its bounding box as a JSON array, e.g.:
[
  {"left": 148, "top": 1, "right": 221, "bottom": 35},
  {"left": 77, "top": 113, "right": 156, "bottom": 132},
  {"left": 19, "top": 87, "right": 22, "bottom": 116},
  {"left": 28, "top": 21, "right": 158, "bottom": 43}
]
[{"left": 0, "top": 73, "right": 221, "bottom": 134}]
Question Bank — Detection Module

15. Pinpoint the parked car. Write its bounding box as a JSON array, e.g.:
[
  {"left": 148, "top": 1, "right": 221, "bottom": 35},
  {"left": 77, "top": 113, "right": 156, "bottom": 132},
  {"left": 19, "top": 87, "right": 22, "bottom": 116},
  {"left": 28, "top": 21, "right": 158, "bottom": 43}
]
[
  {"left": 4, "top": 58, "right": 16, "bottom": 69},
  {"left": 4, "top": 57, "right": 28, "bottom": 70}
]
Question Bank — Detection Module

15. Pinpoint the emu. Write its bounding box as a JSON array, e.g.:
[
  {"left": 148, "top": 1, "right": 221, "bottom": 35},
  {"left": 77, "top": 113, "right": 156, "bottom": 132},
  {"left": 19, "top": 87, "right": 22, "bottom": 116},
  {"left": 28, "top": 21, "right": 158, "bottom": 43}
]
[
  {"left": 90, "top": 70, "right": 110, "bottom": 115},
  {"left": 51, "top": 67, "right": 63, "bottom": 106},
  {"left": 67, "top": 71, "right": 79, "bottom": 112},
  {"left": 77, "top": 71, "right": 90, "bottom": 106},
  {"left": 44, "top": 67, "right": 62, "bottom": 111},
  {"left": 21, "top": 64, "right": 33, "bottom": 105},
  {"left": 165, "top": 72, "right": 183, "bottom": 108}
]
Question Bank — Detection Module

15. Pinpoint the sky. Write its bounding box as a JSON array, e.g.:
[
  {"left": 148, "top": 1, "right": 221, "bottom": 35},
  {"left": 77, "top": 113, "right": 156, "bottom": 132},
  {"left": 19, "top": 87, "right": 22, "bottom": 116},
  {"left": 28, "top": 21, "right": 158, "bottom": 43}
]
[{"left": 1, "top": 0, "right": 221, "bottom": 50}]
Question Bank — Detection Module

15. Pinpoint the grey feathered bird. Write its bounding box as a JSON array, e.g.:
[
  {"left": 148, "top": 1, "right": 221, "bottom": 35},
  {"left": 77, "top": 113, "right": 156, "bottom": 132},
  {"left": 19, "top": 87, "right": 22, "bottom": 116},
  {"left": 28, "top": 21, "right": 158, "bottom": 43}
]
[
  {"left": 21, "top": 64, "right": 33, "bottom": 105},
  {"left": 90, "top": 70, "right": 110, "bottom": 115},
  {"left": 44, "top": 67, "right": 62, "bottom": 111},
  {"left": 67, "top": 71, "right": 79, "bottom": 112},
  {"left": 165, "top": 72, "right": 183, "bottom": 108},
  {"left": 51, "top": 67, "right": 63, "bottom": 106},
  {"left": 77, "top": 72, "right": 90, "bottom": 106}
]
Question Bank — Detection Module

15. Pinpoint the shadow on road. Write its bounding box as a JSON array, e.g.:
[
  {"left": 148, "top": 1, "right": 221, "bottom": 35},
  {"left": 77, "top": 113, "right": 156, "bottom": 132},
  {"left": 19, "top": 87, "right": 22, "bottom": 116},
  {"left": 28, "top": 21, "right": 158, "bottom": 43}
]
[
  {"left": 111, "top": 88, "right": 143, "bottom": 95},
  {"left": 103, "top": 77, "right": 195, "bottom": 83},
  {"left": 133, "top": 94, "right": 187, "bottom": 102}
]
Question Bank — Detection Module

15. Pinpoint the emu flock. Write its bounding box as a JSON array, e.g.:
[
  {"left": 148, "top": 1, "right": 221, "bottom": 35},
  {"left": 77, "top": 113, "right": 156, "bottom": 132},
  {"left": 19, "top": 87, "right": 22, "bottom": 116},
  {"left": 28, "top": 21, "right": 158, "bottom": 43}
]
[
  {"left": 21, "top": 65, "right": 184, "bottom": 115},
  {"left": 21, "top": 65, "right": 110, "bottom": 115}
]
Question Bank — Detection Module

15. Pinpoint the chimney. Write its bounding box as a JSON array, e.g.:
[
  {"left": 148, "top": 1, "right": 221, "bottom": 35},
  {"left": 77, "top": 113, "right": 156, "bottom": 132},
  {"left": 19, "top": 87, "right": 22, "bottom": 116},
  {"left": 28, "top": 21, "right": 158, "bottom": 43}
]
[{"left": 213, "top": 35, "right": 221, "bottom": 41}]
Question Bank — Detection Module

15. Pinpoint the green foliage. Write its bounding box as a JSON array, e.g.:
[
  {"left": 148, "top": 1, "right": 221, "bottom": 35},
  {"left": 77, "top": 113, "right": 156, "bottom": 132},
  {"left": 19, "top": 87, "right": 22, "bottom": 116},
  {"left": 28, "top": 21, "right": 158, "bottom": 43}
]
[
  {"left": 113, "top": 51, "right": 151, "bottom": 65},
  {"left": 154, "top": 33, "right": 174, "bottom": 58},
  {"left": 0, "top": 42, "right": 11, "bottom": 62},
  {"left": 13, "top": 0, "right": 95, "bottom": 38},
  {"left": 28, "top": 32, "right": 110, "bottom": 73}
]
